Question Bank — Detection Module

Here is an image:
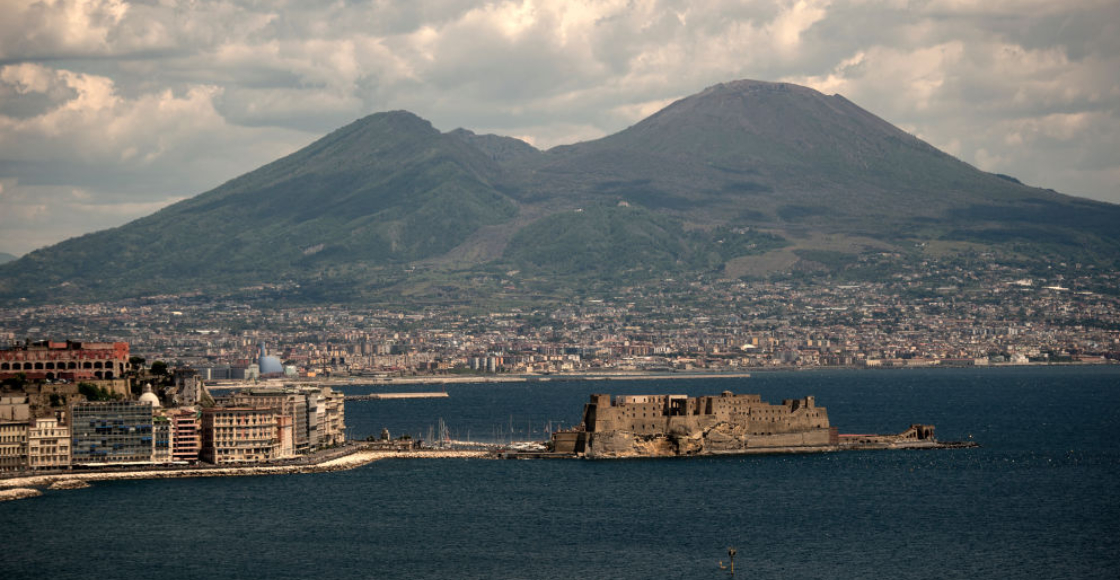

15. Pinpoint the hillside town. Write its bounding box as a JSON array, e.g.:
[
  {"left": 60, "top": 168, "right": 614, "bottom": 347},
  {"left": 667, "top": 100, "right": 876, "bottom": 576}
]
[{"left": 2, "top": 255, "right": 1117, "bottom": 381}]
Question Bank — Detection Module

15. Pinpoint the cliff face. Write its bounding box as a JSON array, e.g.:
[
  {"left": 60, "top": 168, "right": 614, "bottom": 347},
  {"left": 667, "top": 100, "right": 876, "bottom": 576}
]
[{"left": 584, "top": 421, "right": 834, "bottom": 458}]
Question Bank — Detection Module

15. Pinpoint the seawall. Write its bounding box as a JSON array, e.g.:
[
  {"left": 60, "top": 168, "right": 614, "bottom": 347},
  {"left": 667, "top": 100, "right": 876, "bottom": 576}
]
[{"left": 0, "top": 448, "right": 487, "bottom": 493}]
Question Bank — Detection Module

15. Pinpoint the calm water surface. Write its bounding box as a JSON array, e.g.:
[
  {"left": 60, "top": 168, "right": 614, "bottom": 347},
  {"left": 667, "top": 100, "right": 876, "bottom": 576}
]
[{"left": 3, "top": 367, "right": 1119, "bottom": 579}]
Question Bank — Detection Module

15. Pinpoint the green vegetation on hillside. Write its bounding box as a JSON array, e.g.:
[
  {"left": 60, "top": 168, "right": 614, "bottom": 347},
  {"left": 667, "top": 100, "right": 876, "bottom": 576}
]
[
  {"left": 1, "top": 80, "right": 1118, "bottom": 306},
  {"left": 505, "top": 205, "right": 787, "bottom": 282}
]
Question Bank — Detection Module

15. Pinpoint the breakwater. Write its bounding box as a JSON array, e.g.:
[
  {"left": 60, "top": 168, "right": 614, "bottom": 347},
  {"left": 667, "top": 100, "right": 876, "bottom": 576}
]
[
  {"left": 0, "top": 487, "right": 42, "bottom": 502},
  {"left": 344, "top": 392, "right": 449, "bottom": 401}
]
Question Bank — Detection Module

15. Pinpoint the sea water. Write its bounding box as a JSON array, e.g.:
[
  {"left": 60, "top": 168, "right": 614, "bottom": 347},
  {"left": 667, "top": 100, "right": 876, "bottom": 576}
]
[{"left": 3, "top": 366, "right": 1118, "bottom": 579}]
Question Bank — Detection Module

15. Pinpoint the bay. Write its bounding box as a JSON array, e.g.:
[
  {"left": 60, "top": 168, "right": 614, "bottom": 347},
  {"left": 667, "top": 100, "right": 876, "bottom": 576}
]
[{"left": 3, "top": 367, "right": 1118, "bottom": 579}]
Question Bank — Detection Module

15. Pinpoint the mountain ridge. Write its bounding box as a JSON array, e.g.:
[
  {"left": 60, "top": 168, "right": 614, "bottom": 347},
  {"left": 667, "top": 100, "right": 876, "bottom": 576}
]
[{"left": 2, "top": 79, "right": 1117, "bottom": 306}]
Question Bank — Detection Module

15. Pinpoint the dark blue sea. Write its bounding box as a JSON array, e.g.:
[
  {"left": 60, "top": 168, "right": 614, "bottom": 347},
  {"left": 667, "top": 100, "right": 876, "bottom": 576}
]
[{"left": 3, "top": 367, "right": 1119, "bottom": 579}]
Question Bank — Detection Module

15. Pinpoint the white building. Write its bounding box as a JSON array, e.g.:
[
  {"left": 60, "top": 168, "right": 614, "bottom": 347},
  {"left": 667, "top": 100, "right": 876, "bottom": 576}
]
[{"left": 28, "top": 418, "right": 70, "bottom": 470}]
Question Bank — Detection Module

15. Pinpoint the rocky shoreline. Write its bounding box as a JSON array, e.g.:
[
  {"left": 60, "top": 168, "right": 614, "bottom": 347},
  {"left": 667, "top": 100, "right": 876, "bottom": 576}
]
[
  {"left": 0, "top": 488, "right": 43, "bottom": 502},
  {"left": 0, "top": 448, "right": 487, "bottom": 499}
]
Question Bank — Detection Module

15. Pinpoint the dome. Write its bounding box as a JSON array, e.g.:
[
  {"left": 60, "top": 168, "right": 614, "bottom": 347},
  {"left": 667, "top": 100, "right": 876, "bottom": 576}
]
[
  {"left": 260, "top": 355, "right": 284, "bottom": 375},
  {"left": 139, "top": 383, "right": 161, "bottom": 407}
]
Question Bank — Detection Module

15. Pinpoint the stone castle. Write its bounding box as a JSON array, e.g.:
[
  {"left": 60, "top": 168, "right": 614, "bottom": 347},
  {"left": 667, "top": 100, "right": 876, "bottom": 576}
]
[{"left": 551, "top": 390, "right": 938, "bottom": 458}]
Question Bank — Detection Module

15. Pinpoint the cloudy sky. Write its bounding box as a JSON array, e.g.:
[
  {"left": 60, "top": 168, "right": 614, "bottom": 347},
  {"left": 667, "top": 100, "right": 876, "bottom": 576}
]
[{"left": 1, "top": 0, "right": 1117, "bottom": 256}]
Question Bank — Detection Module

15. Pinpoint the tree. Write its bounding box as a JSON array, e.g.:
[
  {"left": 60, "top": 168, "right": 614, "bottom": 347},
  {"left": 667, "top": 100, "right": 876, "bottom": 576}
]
[
  {"left": 150, "top": 361, "right": 168, "bottom": 377},
  {"left": 1, "top": 372, "right": 28, "bottom": 391},
  {"left": 128, "top": 356, "right": 146, "bottom": 373},
  {"left": 78, "top": 382, "right": 118, "bottom": 401}
]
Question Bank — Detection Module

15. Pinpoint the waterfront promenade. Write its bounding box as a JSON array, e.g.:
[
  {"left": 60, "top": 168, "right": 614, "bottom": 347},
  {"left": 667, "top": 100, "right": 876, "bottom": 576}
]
[{"left": 0, "top": 445, "right": 487, "bottom": 500}]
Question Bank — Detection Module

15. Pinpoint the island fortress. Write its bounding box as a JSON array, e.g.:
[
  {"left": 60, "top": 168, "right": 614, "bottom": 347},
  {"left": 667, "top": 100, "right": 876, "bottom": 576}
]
[{"left": 551, "top": 391, "right": 939, "bottom": 458}]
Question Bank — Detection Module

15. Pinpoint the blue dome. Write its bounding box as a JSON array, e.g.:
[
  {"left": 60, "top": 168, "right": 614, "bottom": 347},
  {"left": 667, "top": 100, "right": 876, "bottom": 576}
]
[{"left": 259, "top": 355, "right": 284, "bottom": 375}]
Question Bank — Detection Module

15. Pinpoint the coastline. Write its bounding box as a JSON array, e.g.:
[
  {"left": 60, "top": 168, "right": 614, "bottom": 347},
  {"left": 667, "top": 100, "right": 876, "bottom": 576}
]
[
  {"left": 504, "top": 443, "right": 973, "bottom": 460},
  {"left": 0, "top": 447, "right": 488, "bottom": 497},
  {"left": 218, "top": 362, "right": 1116, "bottom": 389},
  {"left": 278, "top": 372, "right": 757, "bottom": 387}
]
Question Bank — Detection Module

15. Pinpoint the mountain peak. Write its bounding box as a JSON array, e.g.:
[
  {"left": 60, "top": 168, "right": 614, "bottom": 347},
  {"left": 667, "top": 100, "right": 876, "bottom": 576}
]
[
  {"left": 338, "top": 110, "right": 439, "bottom": 140},
  {"left": 645, "top": 78, "right": 843, "bottom": 126},
  {"left": 698, "top": 78, "right": 823, "bottom": 97},
  {"left": 577, "top": 76, "right": 936, "bottom": 171}
]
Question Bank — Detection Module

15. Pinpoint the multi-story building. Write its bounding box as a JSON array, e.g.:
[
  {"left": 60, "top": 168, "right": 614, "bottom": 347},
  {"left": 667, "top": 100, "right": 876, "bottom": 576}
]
[
  {"left": 276, "top": 415, "right": 294, "bottom": 458},
  {"left": 27, "top": 418, "right": 70, "bottom": 470},
  {"left": 303, "top": 386, "right": 346, "bottom": 449},
  {"left": 200, "top": 407, "right": 278, "bottom": 464},
  {"left": 229, "top": 385, "right": 345, "bottom": 453},
  {"left": 0, "top": 340, "right": 129, "bottom": 383},
  {"left": 230, "top": 388, "right": 308, "bottom": 453},
  {"left": 169, "top": 409, "right": 201, "bottom": 463},
  {"left": 70, "top": 401, "right": 154, "bottom": 465},
  {"left": 0, "top": 421, "right": 28, "bottom": 471},
  {"left": 172, "top": 368, "right": 208, "bottom": 406},
  {"left": 322, "top": 387, "right": 345, "bottom": 447},
  {"left": 152, "top": 415, "right": 173, "bottom": 464}
]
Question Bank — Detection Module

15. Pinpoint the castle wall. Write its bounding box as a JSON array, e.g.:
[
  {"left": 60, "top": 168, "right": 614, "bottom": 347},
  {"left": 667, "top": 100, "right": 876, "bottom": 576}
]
[
  {"left": 0, "top": 340, "right": 130, "bottom": 382},
  {"left": 550, "top": 431, "right": 584, "bottom": 454},
  {"left": 585, "top": 391, "right": 829, "bottom": 437},
  {"left": 574, "top": 391, "right": 833, "bottom": 457}
]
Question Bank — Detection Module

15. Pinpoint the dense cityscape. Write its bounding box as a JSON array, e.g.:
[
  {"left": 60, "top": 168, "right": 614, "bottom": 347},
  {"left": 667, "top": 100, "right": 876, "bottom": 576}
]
[
  {"left": 1, "top": 253, "right": 1117, "bottom": 477},
  {"left": 4, "top": 255, "right": 1117, "bottom": 380}
]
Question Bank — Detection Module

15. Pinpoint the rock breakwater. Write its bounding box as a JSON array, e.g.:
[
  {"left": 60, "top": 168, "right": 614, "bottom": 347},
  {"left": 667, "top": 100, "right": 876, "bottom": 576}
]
[
  {"left": 49, "top": 479, "right": 91, "bottom": 490},
  {"left": 0, "top": 488, "right": 42, "bottom": 502}
]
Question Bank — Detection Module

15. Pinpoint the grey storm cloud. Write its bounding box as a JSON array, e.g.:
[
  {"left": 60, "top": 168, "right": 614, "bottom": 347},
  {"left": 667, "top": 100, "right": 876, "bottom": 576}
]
[{"left": 0, "top": 0, "right": 1117, "bottom": 256}]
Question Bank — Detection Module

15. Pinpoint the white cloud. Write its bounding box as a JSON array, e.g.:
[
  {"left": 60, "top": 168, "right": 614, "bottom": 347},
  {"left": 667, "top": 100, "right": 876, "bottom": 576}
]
[
  {"left": 0, "top": 0, "right": 129, "bottom": 59},
  {"left": 0, "top": 63, "right": 221, "bottom": 162},
  {"left": 781, "top": 20, "right": 1120, "bottom": 198},
  {"left": 768, "top": 0, "right": 831, "bottom": 54},
  {"left": 919, "top": 0, "right": 1116, "bottom": 17}
]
